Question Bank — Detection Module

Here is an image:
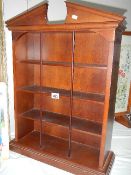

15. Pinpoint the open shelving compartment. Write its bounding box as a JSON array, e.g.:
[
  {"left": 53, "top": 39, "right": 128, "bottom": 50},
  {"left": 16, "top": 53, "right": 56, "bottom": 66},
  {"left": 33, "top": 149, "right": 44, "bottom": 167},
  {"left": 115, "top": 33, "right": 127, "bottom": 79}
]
[
  {"left": 14, "top": 30, "right": 106, "bottom": 167},
  {"left": 6, "top": 2, "right": 125, "bottom": 175}
]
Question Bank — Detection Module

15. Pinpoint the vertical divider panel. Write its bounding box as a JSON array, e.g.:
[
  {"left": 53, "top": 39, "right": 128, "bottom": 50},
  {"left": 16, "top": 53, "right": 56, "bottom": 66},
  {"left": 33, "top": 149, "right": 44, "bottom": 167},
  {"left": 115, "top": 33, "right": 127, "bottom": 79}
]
[
  {"left": 40, "top": 32, "right": 43, "bottom": 147},
  {"left": 68, "top": 31, "right": 75, "bottom": 157}
]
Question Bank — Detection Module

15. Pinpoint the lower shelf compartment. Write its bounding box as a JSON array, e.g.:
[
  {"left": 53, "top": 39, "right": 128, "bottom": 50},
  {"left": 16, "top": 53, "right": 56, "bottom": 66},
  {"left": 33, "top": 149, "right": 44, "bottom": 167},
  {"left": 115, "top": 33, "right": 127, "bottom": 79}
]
[
  {"left": 10, "top": 131, "right": 115, "bottom": 175},
  {"left": 21, "top": 109, "right": 102, "bottom": 136}
]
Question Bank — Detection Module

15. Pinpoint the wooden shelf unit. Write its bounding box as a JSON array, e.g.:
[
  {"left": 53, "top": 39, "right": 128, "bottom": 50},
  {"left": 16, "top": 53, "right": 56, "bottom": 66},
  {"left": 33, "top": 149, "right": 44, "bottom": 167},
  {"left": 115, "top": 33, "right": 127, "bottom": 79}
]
[{"left": 6, "top": 1, "right": 125, "bottom": 175}]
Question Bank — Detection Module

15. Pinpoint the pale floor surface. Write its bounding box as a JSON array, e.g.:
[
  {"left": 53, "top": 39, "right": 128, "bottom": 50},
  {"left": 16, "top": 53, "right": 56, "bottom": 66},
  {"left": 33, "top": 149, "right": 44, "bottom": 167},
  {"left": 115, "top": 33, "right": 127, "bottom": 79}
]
[{"left": 0, "top": 121, "right": 131, "bottom": 175}]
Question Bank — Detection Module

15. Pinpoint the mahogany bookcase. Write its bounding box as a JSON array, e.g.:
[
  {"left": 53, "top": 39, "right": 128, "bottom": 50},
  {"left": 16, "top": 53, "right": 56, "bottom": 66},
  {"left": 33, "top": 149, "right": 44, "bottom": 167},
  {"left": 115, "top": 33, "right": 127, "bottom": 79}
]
[{"left": 6, "top": 2, "right": 125, "bottom": 175}]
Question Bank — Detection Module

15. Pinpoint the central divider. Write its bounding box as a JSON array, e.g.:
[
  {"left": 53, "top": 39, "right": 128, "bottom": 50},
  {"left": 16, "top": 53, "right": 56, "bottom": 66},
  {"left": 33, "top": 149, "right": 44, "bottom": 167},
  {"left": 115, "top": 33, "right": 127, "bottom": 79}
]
[
  {"left": 68, "top": 31, "right": 75, "bottom": 157},
  {"left": 38, "top": 31, "right": 75, "bottom": 157},
  {"left": 40, "top": 32, "right": 43, "bottom": 147}
]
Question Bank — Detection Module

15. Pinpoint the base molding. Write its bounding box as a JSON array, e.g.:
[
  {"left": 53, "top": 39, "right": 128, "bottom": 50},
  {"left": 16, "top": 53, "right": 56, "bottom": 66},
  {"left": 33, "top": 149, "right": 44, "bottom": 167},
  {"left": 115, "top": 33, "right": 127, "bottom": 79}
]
[{"left": 10, "top": 140, "right": 115, "bottom": 175}]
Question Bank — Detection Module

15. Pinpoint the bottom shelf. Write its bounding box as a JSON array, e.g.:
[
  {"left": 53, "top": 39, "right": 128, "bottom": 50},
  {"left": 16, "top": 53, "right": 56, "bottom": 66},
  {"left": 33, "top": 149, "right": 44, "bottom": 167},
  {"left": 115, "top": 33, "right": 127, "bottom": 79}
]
[{"left": 10, "top": 131, "right": 115, "bottom": 175}]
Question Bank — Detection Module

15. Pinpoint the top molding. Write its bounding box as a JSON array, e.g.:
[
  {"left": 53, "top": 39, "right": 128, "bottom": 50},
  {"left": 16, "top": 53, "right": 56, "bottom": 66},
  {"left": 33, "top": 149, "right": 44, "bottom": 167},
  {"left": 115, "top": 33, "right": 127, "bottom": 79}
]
[{"left": 6, "top": 1, "right": 125, "bottom": 31}]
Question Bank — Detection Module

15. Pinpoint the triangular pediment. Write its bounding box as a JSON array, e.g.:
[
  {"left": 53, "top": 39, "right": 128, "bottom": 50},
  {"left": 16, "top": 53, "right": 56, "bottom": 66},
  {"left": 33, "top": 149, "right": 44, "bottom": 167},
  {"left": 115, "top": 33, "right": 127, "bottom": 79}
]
[
  {"left": 65, "top": 1, "right": 125, "bottom": 23},
  {"left": 6, "top": 3, "right": 48, "bottom": 27},
  {"left": 6, "top": 1, "right": 125, "bottom": 28}
]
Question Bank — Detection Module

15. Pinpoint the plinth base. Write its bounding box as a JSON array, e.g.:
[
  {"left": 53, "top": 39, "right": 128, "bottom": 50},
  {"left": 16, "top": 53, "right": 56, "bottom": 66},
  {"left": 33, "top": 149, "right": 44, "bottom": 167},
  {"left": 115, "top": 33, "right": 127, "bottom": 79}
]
[{"left": 9, "top": 132, "right": 115, "bottom": 175}]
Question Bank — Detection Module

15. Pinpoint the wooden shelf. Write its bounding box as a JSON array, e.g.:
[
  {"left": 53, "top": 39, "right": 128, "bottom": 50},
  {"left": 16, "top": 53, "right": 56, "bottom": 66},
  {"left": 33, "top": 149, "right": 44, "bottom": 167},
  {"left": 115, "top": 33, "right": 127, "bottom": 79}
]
[
  {"left": 13, "top": 131, "right": 100, "bottom": 169},
  {"left": 16, "top": 60, "right": 40, "bottom": 64},
  {"left": 18, "top": 85, "right": 105, "bottom": 102},
  {"left": 42, "top": 61, "right": 71, "bottom": 67},
  {"left": 16, "top": 60, "right": 107, "bottom": 69},
  {"left": 20, "top": 109, "right": 102, "bottom": 136},
  {"left": 74, "top": 63, "right": 107, "bottom": 69}
]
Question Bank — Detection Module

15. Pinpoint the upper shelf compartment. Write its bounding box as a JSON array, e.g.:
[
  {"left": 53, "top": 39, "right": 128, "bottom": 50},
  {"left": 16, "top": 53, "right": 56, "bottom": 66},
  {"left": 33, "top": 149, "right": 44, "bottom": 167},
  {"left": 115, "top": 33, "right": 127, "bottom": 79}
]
[
  {"left": 41, "top": 32, "right": 73, "bottom": 63},
  {"left": 15, "top": 31, "right": 110, "bottom": 67},
  {"left": 15, "top": 32, "right": 73, "bottom": 63},
  {"left": 15, "top": 32, "right": 41, "bottom": 62},
  {"left": 74, "top": 32, "right": 109, "bottom": 65}
]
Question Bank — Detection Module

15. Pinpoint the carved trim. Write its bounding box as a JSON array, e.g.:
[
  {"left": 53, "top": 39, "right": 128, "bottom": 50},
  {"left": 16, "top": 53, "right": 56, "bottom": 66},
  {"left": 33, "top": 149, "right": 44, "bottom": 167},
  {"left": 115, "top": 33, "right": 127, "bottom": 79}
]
[
  {"left": 102, "top": 152, "right": 115, "bottom": 175},
  {"left": 7, "top": 21, "right": 119, "bottom": 32},
  {"left": 10, "top": 140, "right": 115, "bottom": 175}
]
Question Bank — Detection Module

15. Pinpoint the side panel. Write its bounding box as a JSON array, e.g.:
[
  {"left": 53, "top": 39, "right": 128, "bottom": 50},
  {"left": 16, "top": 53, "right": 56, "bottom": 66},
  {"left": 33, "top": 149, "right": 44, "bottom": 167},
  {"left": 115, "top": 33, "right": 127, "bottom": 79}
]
[{"left": 99, "top": 28, "right": 123, "bottom": 168}]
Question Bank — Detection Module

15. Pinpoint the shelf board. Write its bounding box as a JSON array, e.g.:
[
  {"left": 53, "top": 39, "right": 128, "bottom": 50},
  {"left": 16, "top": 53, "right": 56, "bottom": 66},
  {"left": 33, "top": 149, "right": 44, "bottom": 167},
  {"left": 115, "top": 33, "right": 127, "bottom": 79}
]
[
  {"left": 43, "top": 61, "right": 71, "bottom": 67},
  {"left": 74, "top": 62, "right": 107, "bottom": 69},
  {"left": 18, "top": 85, "right": 105, "bottom": 102},
  {"left": 13, "top": 131, "right": 100, "bottom": 169},
  {"left": 21, "top": 109, "right": 102, "bottom": 136},
  {"left": 16, "top": 60, "right": 40, "bottom": 64},
  {"left": 16, "top": 60, "right": 107, "bottom": 68}
]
